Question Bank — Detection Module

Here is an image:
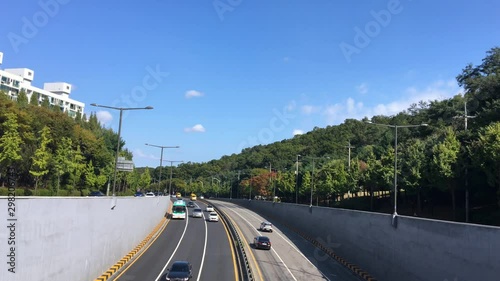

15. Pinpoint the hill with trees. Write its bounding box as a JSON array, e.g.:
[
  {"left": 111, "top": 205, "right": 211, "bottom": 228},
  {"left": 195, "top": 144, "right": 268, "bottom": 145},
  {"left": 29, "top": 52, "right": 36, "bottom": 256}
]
[{"left": 1, "top": 47, "right": 499, "bottom": 225}]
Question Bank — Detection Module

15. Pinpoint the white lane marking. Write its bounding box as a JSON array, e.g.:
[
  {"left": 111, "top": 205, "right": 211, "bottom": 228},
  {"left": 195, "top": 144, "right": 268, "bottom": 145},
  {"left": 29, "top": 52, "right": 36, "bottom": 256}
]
[
  {"left": 233, "top": 204, "right": 331, "bottom": 280},
  {"left": 154, "top": 207, "right": 190, "bottom": 281},
  {"left": 222, "top": 202, "right": 298, "bottom": 281},
  {"left": 196, "top": 210, "right": 208, "bottom": 281}
]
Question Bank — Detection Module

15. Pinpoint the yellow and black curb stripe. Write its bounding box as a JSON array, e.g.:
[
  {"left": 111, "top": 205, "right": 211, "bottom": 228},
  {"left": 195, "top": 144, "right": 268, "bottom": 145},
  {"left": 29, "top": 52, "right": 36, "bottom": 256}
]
[
  {"left": 264, "top": 212, "right": 377, "bottom": 281},
  {"left": 94, "top": 209, "right": 170, "bottom": 281}
]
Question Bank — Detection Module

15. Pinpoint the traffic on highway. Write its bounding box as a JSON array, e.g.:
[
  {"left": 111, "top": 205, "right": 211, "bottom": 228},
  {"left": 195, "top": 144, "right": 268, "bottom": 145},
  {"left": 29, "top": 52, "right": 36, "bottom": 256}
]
[{"left": 112, "top": 198, "right": 364, "bottom": 281}]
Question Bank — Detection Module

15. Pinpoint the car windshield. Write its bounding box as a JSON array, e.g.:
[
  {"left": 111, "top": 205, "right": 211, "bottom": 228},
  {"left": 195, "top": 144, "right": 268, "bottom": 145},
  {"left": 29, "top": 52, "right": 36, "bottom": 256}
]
[
  {"left": 194, "top": 209, "right": 202, "bottom": 212},
  {"left": 210, "top": 212, "right": 217, "bottom": 216},
  {"left": 171, "top": 263, "right": 189, "bottom": 272},
  {"left": 258, "top": 237, "right": 270, "bottom": 242}
]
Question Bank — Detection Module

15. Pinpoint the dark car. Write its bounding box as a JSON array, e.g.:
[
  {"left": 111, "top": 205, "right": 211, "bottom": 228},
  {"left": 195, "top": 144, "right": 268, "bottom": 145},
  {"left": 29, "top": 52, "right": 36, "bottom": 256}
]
[
  {"left": 134, "top": 192, "right": 145, "bottom": 197},
  {"left": 253, "top": 236, "right": 271, "bottom": 250},
  {"left": 166, "top": 261, "right": 192, "bottom": 280},
  {"left": 88, "top": 191, "right": 105, "bottom": 197},
  {"left": 187, "top": 201, "right": 195, "bottom": 208}
]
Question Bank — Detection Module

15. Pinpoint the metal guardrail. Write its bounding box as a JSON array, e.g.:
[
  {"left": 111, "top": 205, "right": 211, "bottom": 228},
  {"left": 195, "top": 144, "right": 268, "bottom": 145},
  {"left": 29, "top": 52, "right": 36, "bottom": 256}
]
[{"left": 213, "top": 204, "right": 254, "bottom": 281}]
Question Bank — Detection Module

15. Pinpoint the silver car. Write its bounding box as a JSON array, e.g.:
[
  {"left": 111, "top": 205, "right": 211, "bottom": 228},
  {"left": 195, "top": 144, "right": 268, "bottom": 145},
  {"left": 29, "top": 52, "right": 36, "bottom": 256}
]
[
  {"left": 259, "top": 221, "right": 273, "bottom": 232},
  {"left": 192, "top": 208, "right": 203, "bottom": 218}
]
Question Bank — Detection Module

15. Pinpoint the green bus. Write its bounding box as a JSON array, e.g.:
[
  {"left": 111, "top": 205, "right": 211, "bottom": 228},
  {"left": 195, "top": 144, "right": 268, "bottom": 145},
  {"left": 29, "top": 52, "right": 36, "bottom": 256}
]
[{"left": 172, "top": 200, "right": 187, "bottom": 219}]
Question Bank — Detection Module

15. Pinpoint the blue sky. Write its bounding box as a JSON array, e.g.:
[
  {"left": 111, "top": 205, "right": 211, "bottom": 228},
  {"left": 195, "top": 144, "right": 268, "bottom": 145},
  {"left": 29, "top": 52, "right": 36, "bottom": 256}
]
[{"left": 1, "top": 0, "right": 499, "bottom": 168}]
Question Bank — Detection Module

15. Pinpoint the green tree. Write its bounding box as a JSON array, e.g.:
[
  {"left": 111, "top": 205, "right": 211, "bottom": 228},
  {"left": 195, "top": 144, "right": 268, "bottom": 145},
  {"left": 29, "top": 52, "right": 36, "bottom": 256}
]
[
  {"left": 431, "top": 127, "right": 461, "bottom": 219},
  {"left": 126, "top": 169, "right": 141, "bottom": 192},
  {"left": 276, "top": 170, "right": 295, "bottom": 201},
  {"left": 401, "top": 139, "right": 426, "bottom": 214},
  {"left": 457, "top": 47, "right": 500, "bottom": 127},
  {"left": 474, "top": 122, "right": 500, "bottom": 207},
  {"left": 301, "top": 171, "right": 311, "bottom": 200},
  {"left": 41, "top": 96, "right": 50, "bottom": 109},
  {"left": 140, "top": 167, "right": 152, "bottom": 189},
  {"left": 16, "top": 90, "right": 28, "bottom": 108},
  {"left": 29, "top": 92, "right": 39, "bottom": 106},
  {"left": 70, "top": 145, "right": 86, "bottom": 195},
  {"left": 322, "top": 159, "right": 349, "bottom": 202},
  {"left": 347, "top": 157, "right": 362, "bottom": 195},
  {"left": 0, "top": 113, "right": 23, "bottom": 176},
  {"left": 84, "top": 160, "right": 98, "bottom": 190},
  {"left": 52, "top": 137, "right": 73, "bottom": 195},
  {"left": 29, "top": 126, "right": 52, "bottom": 195}
]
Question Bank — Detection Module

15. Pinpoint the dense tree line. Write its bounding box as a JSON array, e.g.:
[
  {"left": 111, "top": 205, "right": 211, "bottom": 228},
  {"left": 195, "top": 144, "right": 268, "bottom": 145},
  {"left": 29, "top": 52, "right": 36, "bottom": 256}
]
[
  {"left": 164, "top": 47, "right": 500, "bottom": 225},
  {"left": 1, "top": 47, "right": 499, "bottom": 225},
  {"left": 0, "top": 92, "right": 146, "bottom": 196}
]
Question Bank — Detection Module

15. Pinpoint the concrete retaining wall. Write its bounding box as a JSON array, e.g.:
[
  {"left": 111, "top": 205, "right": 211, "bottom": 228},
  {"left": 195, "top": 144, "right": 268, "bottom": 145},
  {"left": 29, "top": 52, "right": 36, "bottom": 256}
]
[
  {"left": 0, "top": 196, "right": 171, "bottom": 281},
  {"left": 224, "top": 199, "right": 500, "bottom": 281}
]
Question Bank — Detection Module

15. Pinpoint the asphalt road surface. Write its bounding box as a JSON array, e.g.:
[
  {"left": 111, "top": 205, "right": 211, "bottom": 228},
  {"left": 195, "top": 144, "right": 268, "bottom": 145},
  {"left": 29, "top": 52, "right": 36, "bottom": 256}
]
[
  {"left": 211, "top": 200, "right": 365, "bottom": 281},
  {"left": 114, "top": 199, "right": 236, "bottom": 281},
  {"left": 112, "top": 198, "right": 363, "bottom": 281}
]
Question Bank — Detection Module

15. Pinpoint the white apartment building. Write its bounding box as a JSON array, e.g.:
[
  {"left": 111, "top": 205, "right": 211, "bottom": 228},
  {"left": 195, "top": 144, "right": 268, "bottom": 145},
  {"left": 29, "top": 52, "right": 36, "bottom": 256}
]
[{"left": 0, "top": 52, "right": 85, "bottom": 118}]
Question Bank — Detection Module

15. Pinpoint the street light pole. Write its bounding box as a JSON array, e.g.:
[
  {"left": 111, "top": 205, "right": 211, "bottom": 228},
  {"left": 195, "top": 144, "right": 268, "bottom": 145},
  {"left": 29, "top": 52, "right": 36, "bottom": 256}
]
[
  {"left": 365, "top": 120, "right": 427, "bottom": 225},
  {"left": 145, "top": 144, "right": 179, "bottom": 194},
  {"left": 90, "top": 103, "right": 153, "bottom": 198}
]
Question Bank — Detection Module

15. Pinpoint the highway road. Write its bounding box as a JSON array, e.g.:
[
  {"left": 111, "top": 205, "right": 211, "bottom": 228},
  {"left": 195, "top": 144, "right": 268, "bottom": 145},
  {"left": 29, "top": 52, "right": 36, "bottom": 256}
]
[
  {"left": 211, "top": 200, "right": 365, "bottom": 281},
  {"left": 113, "top": 199, "right": 236, "bottom": 281},
  {"left": 112, "top": 198, "right": 364, "bottom": 281}
]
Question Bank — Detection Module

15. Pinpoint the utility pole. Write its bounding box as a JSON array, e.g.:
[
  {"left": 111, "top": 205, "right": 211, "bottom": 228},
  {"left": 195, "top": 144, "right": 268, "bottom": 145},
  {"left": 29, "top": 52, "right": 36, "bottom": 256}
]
[
  {"left": 346, "top": 140, "right": 355, "bottom": 170},
  {"left": 163, "top": 160, "right": 183, "bottom": 196},
  {"left": 237, "top": 170, "right": 241, "bottom": 199},
  {"left": 455, "top": 100, "right": 475, "bottom": 223},
  {"left": 269, "top": 162, "right": 273, "bottom": 200},
  {"left": 296, "top": 155, "right": 300, "bottom": 204}
]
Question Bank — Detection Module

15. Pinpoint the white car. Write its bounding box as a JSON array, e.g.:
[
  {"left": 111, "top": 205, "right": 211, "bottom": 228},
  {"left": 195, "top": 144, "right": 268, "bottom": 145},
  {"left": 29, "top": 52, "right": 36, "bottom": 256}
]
[
  {"left": 208, "top": 212, "right": 219, "bottom": 222},
  {"left": 145, "top": 192, "right": 155, "bottom": 197},
  {"left": 259, "top": 221, "right": 273, "bottom": 232},
  {"left": 206, "top": 205, "right": 214, "bottom": 212},
  {"left": 192, "top": 208, "right": 203, "bottom": 218}
]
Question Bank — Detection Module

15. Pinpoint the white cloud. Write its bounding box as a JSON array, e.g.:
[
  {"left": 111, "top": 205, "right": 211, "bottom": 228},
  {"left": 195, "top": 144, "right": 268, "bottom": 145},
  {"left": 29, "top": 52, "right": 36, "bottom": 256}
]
[
  {"left": 301, "top": 105, "right": 320, "bottom": 115},
  {"left": 95, "top": 110, "right": 113, "bottom": 125},
  {"left": 322, "top": 79, "right": 461, "bottom": 125},
  {"left": 133, "top": 149, "right": 159, "bottom": 160},
  {"left": 356, "top": 83, "right": 368, "bottom": 94},
  {"left": 185, "top": 90, "right": 204, "bottom": 99},
  {"left": 184, "top": 124, "right": 206, "bottom": 133},
  {"left": 293, "top": 129, "right": 304, "bottom": 136}
]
